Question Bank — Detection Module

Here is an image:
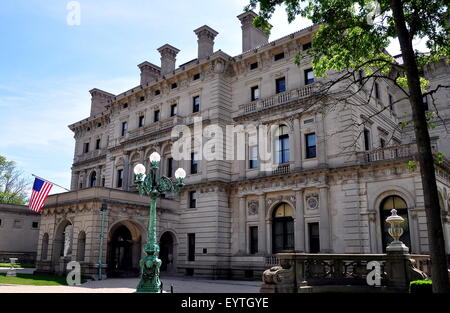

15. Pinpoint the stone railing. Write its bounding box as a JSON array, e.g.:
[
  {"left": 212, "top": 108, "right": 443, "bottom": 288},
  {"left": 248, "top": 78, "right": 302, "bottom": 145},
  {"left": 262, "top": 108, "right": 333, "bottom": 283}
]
[
  {"left": 272, "top": 164, "right": 291, "bottom": 176},
  {"left": 128, "top": 116, "right": 184, "bottom": 141},
  {"left": 73, "top": 150, "right": 106, "bottom": 165},
  {"left": 265, "top": 255, "right": 280, "bottom": 267},
  {"left": 357, "top": 144, "right": 418, "bottom": 164},
  {"left": 239, "top": 84, "right": 318, "bottom": 116},
  {"left": 261, "top": 253, "right": 428, "bottom": 293}
]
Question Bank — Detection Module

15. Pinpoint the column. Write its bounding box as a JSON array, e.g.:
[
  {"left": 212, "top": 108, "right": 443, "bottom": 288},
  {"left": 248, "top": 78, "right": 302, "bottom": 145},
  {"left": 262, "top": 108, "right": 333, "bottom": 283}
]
[
  {"left": 266, "top": 220, "right": 272, "bottom": 254},
  {"left": 123, "top": 153, "right": 130, "bottom": 190},
  {"left": 319, "top": 186, "right": 332, "bottom": 252},
  {"left": 293, "top": 117, "right": 302, "bottom": 170},
  {"left": 294, "top": 189, "right": 306, "bottom": 252},
  {"left": 317, "top": 112, "right": 327, "bottom": 166},
  {"left": 258, "top": 193, "right": 267, "bottom": 254},
  {"left": 238, "top": 196, "right": 247, "bottom": 253}
]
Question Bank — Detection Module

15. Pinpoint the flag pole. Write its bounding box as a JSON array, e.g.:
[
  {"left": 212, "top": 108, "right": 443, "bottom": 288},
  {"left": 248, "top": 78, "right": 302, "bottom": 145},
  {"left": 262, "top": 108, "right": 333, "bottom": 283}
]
[{"left": 32, "top": 174, "right": 71, "bottom": 192}]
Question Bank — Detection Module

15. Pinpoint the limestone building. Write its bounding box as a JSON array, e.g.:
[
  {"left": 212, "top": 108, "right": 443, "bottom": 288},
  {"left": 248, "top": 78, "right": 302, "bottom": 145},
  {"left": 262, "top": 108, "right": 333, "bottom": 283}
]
[
  {"left": 36, "top": 11, "right": 450, "bottom": 279},
  {"left": 0, "top": 204, "right": 41, "bottom": 263}
]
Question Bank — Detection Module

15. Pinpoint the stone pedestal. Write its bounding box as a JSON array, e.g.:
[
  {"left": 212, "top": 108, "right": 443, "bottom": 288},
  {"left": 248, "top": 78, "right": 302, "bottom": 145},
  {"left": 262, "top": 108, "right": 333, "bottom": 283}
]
[{"left": 6, "top": 258, "right": 18, "bottom": 277}]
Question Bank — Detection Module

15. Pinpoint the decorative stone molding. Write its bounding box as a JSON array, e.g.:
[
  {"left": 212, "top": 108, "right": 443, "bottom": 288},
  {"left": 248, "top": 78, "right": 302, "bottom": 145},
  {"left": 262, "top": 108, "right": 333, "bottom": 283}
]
[
  {"left": 248, "top": 200, "right": 259, "bottom": 216},
  {"left": 305, "top": 193, "right": 319, "bottom": 210}
]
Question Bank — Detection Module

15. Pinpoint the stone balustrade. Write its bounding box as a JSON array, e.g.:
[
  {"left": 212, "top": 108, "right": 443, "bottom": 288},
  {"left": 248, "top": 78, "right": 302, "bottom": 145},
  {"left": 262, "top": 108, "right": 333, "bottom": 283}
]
[
  {"left": 239, "top": 84, "right": 318, "bottom": 115},
  {"left": 356, "top": 143, "right": 418, "bottom": 164},
  {"left": 261, "top": 253, "right": 429, "bottom": 293},
  {"left": 73, "top": 149, "right": 106, "bottom": 165}
]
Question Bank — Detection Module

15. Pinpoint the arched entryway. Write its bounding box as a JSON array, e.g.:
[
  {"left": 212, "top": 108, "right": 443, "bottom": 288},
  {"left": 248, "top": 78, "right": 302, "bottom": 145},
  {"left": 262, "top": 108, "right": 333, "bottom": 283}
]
[
  {"left": 380, "top": 195, "right": 411, "bottom": 252},
  {"left": 52, "top": 220, "right": 73, "bottom": 275},
  {"left": 272, "top": 203, "right": 295, "bottom": 253},
  {"left": 107, "top": 221, "right": 143, "bottom": 278},
  {"left": 160, "top": 231, "right": 177, "bottom": 273}
]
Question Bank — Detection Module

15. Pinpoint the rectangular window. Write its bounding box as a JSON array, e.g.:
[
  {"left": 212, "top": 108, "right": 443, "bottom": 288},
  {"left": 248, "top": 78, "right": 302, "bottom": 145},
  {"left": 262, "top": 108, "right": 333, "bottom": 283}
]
[
  {"left": 305, "top": 69, "right": 315, "bottom": 85},
  {"left": 305, "top": 133, "right": 317, "bottom": 159},
  {"left": 364, "top": 129, "right": 371, "bottom": 151},
  {"left": 32, "top": 222, "right": 39, "bottom": 229},
  {"left": 154, "top": 90, "right": 161, "bottom": 96},
  {"left": 121, "top": 122, "right": 128, "bottom": 137},
  {"left": 308, "top": 223, "right": 320, "bottom": 253},
  {"left": 276, "top": 135, "right": 290, "bottom": 164},
  {"left": 375, "top": 83, "right": 380, "bottom": 99},
  {"left": 117, "top": 169, "right": 124, "bottom": 188},
  {"left": 170, "top": 104, "right": 178, "bottom": 117},
  {"left": 251, "top": 86, "right": 260, "bottom": 102},
  {"left": 274, "top": 52, "right": 285, "bottom": 61},
  {"left": 140, "top": 96, "right": 145, "bottom": 102},
  {"left": 0, "top": 219, "right": 2, "bottom": 227},
  {"left": 154, "top": 110, "right": 160, "bottom": 122},
  {"left": 96, "top": 139, "right": 101, "bottom": 150},
  {"left": 380, "top": 138, "right": 386, "bottom": 149},
  {"left": 84, "top": 142, "right": 90, "bottom": 154},
  {"left": 139, "top": 115, "right": 145, "bottom": 128},
  {"left": 250, "top": 62, "right": 258, "bottom": 70},
  {"left": 358, "top": 70, "right": 364, "bottom": 84},
  {"left": 250, "top": 226, "right": 258, "bottom": 255},
  {"left": 189, "top": 191, "right": 197, "bottom": 209},
  {"left": 389, "top": 94, "right": 394, "bottom": 112},
  {"left": 193, "top": 73, "right": 200, "bottom": 81},
  {"left": 13, "top": 220, "right": 23, "bottom": 229},
  {"left": 275, "top": 77, "right": 286, "bottom": 94},
  {"left": 303, "top": 42, "right": 312, "bottom": 50},
  {"left": 188, "top": 233, "right": 196, "bottom": 261},
  {"left": 171, "top": 83, "right": 178, "bottom": 89},
  {"left": 249, "top": 146, "right": 259, "bottom": 169},
  {"left": 123, "top": 103, "right": 128, "bottom": 109},
  {"left": 167, "top": 158, "right": 173, "bottom": 177},
  {"left": 191, "top": 153, "right": 199, "bottom": 174},
  {"left": 193, "top": 96, "right": 200, "bottom": 113}
]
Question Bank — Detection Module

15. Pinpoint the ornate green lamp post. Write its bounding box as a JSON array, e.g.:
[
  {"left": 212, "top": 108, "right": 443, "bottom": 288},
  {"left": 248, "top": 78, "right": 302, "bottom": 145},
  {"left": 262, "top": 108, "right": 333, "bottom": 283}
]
[{"left": 134, "top": 152, "right": 186, "bottom": 293}]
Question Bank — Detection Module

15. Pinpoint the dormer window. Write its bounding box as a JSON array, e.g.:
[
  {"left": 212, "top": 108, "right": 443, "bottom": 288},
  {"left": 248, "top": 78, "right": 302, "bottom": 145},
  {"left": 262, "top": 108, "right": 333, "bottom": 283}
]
[{"left": 274, "top": 52, "right": 285, "bottom": 61}]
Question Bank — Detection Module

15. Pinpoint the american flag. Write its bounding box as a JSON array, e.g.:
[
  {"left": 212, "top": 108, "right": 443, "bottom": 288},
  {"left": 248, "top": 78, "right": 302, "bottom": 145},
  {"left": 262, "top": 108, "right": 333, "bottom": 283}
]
[{"left": 29, "top": 178, "right": 53, "bottom": 213}]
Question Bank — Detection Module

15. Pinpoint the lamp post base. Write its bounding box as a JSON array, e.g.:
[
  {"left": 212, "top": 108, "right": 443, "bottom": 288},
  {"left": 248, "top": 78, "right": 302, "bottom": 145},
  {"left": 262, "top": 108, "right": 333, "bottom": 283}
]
[{"left": 136, "top": 252, "right": 162, "bottom": 293}]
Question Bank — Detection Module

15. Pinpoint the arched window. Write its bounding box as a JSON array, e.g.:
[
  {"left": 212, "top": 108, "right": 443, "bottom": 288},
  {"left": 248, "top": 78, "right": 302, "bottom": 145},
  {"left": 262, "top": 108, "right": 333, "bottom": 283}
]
[
  {"left": 272, "top": 203, "right": 295, "bottom": 253},
  {"left": 380, "top": 195, "right": 411, "bottom": 252},
  {"left": 90, "top": 171, "right": 97, "bottom": 187},
  {"left": 41, "top": 233, "right": 49, "bottom": 261},
  {"left": 77, "top": 231, "right": 86, "bottom": 262},
  {"left": 275, "top": 125, "right": 290, "bottom": 164}
]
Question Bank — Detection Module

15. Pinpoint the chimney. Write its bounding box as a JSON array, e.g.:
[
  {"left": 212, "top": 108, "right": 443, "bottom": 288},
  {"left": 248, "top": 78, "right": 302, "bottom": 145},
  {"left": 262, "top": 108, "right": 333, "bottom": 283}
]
[
  {"left": 237, "top": 11, "right": 269, "bottom": 52},
  {"left": 194, "top": 25, "right": 219, "bottom": 60},
  {"left": 89, "top": 89, "right": 115, "bottom": 117},
  {"left": 157, "top": 44, "right": 180, "bottom": 76},
  {"left": 138, "top": 61, "right": 161, "bottom": 85}
]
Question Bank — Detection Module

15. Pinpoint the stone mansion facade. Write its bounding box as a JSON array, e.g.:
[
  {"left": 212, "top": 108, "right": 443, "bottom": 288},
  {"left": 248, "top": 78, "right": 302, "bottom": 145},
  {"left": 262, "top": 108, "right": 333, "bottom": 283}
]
[{"left": 36, "top": 11, "right": 450, "bottom": 279}]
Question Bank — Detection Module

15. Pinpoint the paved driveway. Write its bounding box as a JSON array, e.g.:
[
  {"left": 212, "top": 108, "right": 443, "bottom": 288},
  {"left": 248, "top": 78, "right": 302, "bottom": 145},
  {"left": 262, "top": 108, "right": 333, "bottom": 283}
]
[{"left": 0, "top": 275, "right": 261, "bottom": 293}]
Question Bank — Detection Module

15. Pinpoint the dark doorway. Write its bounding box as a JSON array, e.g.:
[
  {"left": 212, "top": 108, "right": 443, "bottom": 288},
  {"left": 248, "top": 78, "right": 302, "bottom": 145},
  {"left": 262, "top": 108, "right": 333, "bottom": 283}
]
[
  {"left": 108, "top": 225, "right": 135, "bottom": 277},
  {"left": 308, "top": 223, "right": 320, "bottom": 253},
  {"left": 160, "top": 232, "right": 174, "bottom": 272},
  {"left": 272, "top": 203, "right": 295, "bottom": 253},
  {"left": 380, "top": 195, "right": 411, "bottom": 252}
]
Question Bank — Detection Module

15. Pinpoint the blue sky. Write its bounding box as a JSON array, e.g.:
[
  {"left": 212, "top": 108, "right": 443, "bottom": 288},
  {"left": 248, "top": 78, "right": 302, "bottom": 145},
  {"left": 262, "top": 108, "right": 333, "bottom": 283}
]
[{"left": 0, "top": 0, "right": 426, "bottom": 195}]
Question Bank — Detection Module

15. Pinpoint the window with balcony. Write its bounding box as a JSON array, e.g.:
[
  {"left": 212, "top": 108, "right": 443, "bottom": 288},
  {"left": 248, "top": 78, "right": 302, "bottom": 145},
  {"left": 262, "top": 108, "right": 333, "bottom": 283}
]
[
  {"left": 121, "top": 122, "right": 128, "bottom": 137},
  {"left": 193, "top": 96, "right": 200, "bottom": 113},
  {"left": 139, "top": 115, "right": 145, "bottom": 128},
  {"left": 364, "top": 128, "right": 371, "bottom": 151},
  {"left": 275, "top": 125, "right": 290, "bottom": 164},
  {"left": 84, "top": 142, "right": 89, "bottom": 154},
  {"left": 170, "top": 104, "right": 178, "bottom": 117},
  {"left": 275, "top": 77, "right": 286, "bottom": 94},
  {"left": 305, "top": 133, "right": 317, "bottom": 159},
  {"left": 249, "top": 145, "right": 259, "bottom": 169},
  {"left": 305, "top": 69, "right": 315, "bottom": 85},
  {"left": 251, "top": 86, "right": 260, "bottom": 102},
  {"left": 154, "top": 110, "right": 160, "bottom": 122},
  {"left": 191, "top": 153, "right": 199, "bottom": 174}
]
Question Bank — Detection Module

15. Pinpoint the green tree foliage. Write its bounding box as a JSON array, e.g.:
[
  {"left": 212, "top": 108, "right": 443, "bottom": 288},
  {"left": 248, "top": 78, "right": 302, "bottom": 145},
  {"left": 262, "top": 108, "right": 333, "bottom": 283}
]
[
  {"left": 246, "top": 0, "right": 449, "bottom": 293},
  {"left": 0, "top": 155, "right": 30, "bottom": 205}
]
